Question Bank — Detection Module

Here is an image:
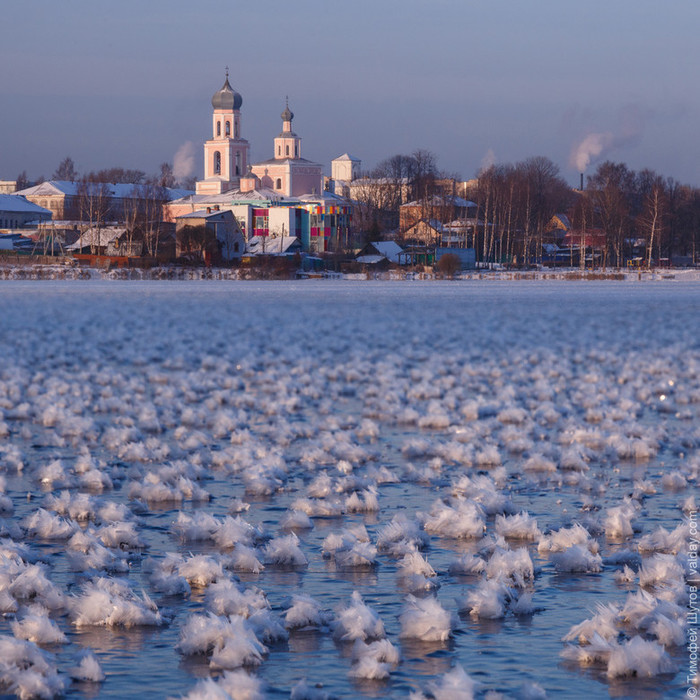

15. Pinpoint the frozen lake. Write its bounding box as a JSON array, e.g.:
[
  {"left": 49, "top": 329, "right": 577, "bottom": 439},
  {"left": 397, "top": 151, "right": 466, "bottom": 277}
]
[{"left": 0, "top": 280, "right": 698, "bottom": 699}]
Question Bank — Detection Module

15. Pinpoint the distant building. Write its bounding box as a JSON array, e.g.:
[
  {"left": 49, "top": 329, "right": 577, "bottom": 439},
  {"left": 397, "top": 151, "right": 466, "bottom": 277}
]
[
  {"left": 399, "top": 195, "right": 476, "bottom": 234},
  {"left": 175, "top": 208, "right": 245, "bottom": 263},
  {"left": 250, "top": 99, "right": 324, "bottom": 198},
  {"left": 331, "top": 153, "right": 361, "bottom": 184},
  {"left": 14, "top": 180, "right": 191, "bottom": 223},
  {"left": 329, "top": 153, "right": 362, "bottom": 197},
  {"left": 0, "top": 181, "right": 17, "bottom": 194},
  {"left": 168, "top": 73, "right": 354, "bottom": 254},
  {"left": 356, "top": 240, "right": 403, "bottom": 266},
  {"left": 196, "top": 71, "right": 250, "bottom": 196},
  {"left": 0, "top": 193, "right": 51, "bottom": 229}
]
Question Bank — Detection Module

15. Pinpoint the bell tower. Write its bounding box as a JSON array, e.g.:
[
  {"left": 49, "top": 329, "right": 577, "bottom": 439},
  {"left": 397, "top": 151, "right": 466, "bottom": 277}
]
[
  {"left": 196, "top": 69, "right": 250, "bottom": 195},
  {"left": 273, "top": 98, "right": 302, "bottom": 160}
]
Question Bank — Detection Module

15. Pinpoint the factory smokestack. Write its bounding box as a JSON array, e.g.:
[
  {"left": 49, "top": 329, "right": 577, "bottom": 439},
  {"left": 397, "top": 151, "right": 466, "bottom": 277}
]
[{"left": 580, "top": 173, "right": 584, "bottom": 191}]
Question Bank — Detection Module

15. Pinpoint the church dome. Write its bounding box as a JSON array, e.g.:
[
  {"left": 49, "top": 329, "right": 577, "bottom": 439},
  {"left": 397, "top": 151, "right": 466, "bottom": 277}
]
[
  {"left": 281, "top": 101, "right": 294, "bottom": 122},
  {"left": 212, "top": 75, "right": 242, "bottom": 111}
]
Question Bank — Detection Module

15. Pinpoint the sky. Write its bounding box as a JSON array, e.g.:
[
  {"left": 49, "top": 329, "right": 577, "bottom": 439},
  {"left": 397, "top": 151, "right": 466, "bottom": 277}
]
[{"left": 3, "top": 0, "right": 699, "bottom": 187}]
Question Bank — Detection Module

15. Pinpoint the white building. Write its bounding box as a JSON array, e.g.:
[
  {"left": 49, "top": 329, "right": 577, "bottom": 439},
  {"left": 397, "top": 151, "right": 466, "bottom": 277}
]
[{"left": 0, "top": 194, "right": 51, "bottom": 229}]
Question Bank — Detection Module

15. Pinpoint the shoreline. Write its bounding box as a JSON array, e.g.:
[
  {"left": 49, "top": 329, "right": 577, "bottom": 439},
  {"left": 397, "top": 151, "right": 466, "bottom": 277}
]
[{"left": 1, "top": 264, "right": 699, "bottom": 283}]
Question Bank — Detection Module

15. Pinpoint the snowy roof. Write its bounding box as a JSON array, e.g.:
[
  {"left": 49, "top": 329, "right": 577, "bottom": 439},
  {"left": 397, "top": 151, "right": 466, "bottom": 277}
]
[
  {"left": 15, "top": 180, "right": 192, "bottom": 201},
  {"left": 66, "top": 227, "right": 126, "bottom": 250},
  {"left": 169, "top": 188, "right": 295, "bottom": 207},
  {"left": 356, "top": 255, "right": 386, "bottom": 265},
  {"left": 0, "top": 194, "right": 52, "bottom": 216},
  {"left": 253, "top": 157, "right": 322, "bottom": 167},
  {"left": 402, "top": 195, "right": 476, "bottom": 208},
  {"left": 360, "top": 240, "right": 403, "bottom": 263},
  {"left": 247, "top": 235, "right": 300, "bottom": 255},
  {"left": 296, "top": 191, "right": 348, "bottom": 205},
  {"left": 333, "top": 153, "right": 361, "bottom": 162},
  {"left": 176, "top": 209, "right": 233, "bottom": 221},
  {"left": 228, "top": 188, "right": 295, "bottom": 203}
]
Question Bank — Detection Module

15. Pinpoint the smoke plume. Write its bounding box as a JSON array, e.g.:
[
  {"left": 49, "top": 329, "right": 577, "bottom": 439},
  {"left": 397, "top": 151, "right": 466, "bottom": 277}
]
[
  {"left": 480, "top": 148, "right": 496, "bottom": 171},
  {"left": 569, "top": 132, "right": 614, "bottom": 173},
  {"left": 568, "top": 104, "right": 646, "bottom": 173},
  {"left": 173, "top": 141, "right": 196, "bottom": 180}
]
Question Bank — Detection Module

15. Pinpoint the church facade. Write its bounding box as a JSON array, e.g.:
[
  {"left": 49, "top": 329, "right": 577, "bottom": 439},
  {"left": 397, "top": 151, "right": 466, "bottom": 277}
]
[
  {"left": 249, "top": 100, "right": 323, "bottom": 198},
  {"left": 196, "top": 71, "right": 250, "bottom": 195},
  {"left": 171, "top": 72, "right": 352, "bottom": 254}
]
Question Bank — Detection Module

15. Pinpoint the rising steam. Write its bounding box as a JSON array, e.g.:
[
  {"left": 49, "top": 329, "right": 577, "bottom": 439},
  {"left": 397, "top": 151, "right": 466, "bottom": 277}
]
[
  {"left": 568, "top": 104, "right": 646, "bottom": 173},
  {"left": 569, "top": 132, "right": 614, "bottom": 173},
  {"left": 173, "top": 141, "right": 196, "bottom": 180}
]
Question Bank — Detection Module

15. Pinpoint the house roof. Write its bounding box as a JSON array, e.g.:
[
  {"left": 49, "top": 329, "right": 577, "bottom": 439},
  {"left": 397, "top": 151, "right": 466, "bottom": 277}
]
[
  {"left": 247, "top": 235, "right": 300, "bottom": 255},
  {"left": 405, "top": 219, "right": 446, "bottom": 235},
  {"left": 359, "top": 240, "right": 403, "bottom": 263},
  {"left": 15, "top": 180, "right": 192, "bottom": 201},
  {"left": 333, "top": 153, "right": 361, "bottom": 163},
  {"left": 170, "top": 189, "right": 295, "bottom": 207},
  {"left": 0, "top": 194, "right": 52, "bottom": 216},
  {"left": 296, "top": 191, "right": 348, "bottom": 205},
  {"left": 402, "top": 195, "right": 476, "bottom": 208},
  {"left": 66, "top": 227, "right": 126, "bottom": 250},
  {"left": 253, "top": 157, "right": 322, "bottom": 167},
  {"left": 176, "top": 209, "right": 234, "bottom": 221}
]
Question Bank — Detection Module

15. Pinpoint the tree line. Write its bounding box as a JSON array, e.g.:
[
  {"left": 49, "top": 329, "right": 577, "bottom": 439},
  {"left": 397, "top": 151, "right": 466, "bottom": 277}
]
[
  {"left": 16, "top": 156, "right": 195, "bottom": 191},
  {"left": 351, "top": 151, "right": 700, "bottom": 267}
]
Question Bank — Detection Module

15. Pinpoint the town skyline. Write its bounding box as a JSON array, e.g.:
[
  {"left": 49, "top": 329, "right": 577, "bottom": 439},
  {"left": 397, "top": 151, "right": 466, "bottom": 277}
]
[{"left": 4, "top": 0, "right": 699, "bottom": 188}]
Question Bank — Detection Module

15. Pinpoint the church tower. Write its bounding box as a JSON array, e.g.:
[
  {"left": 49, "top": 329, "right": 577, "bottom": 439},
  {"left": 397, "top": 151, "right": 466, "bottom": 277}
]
[
  {"left": 196, "top": 70, "right": 250, "bottom": 195},
  {"left": 273, "top": 99, "right": 302, "bottom": 160}
]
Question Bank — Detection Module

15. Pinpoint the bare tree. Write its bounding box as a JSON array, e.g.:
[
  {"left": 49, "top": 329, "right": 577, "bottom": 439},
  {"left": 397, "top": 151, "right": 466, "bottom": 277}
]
[
  {"left": 85, "top": 167, "right": 145, "bottom": 185},
  {"left": 587, "top": 161, "right": 635, "bottom": 267},
  {"left": 53, "top": 157, "right": 78, "bottom": 182},
  {"left": 77, "top": 178, "right": 111, "bottom": 254},
  {"left": 636, "top": 171, "right": 668, "bottom": 268},
  {"left": 140, "top": 179, "right": 168, "bottom": 258},
  {"left": 159, "top": 163, "right": 176, "bottom": 189},
  {"left": 15, "top": 171, "right": 30, "bottom": 191}
]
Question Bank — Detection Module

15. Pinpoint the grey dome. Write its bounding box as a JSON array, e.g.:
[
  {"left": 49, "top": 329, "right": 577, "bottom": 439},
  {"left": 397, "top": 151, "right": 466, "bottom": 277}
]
[
  {"left": 281, "top": 100, "right": 294, "bottom": 122},
  {"left": 212, "top": 76, "right": 242, "bottom": 111}
]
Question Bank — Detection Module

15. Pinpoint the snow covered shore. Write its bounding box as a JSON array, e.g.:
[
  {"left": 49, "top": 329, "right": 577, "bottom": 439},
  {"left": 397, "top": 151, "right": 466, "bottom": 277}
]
[{"left": 0, "top": 263, "right": 699, "bottom": 282}]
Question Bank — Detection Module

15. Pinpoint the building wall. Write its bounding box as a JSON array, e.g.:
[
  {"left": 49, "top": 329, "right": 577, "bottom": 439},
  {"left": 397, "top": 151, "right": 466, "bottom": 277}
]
[{"left": 331, "top": 158, "right": 360, "bottom": 183}]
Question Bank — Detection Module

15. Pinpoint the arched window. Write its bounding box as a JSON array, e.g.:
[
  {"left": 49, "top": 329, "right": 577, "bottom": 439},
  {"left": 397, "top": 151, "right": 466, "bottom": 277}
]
[
  {"left": 225, "top": 121, "right": 231, "bottom": 136},
  {"left": 234, "top": 121, "right": 239, "bottom": 138},
  {"left": 235, "top": 152, "right": 241, "bottom": 176},
  {"left": 277, "top": 146, "right": 281, "bottom": 156},
  {"left": 285, "top": 145, "right": 289, "bottom": 156},
  {"left": 216, "top": 121, "right": 221, "bottom": 136},
  {"left": 295, "top": 145, "right": 298, "bottom": 157},
  {"left": 214, "top": 151, "right": 221, "bottom": 175},
  {"left": 276, "top": 178, "right": 282, "bottom": 190}
]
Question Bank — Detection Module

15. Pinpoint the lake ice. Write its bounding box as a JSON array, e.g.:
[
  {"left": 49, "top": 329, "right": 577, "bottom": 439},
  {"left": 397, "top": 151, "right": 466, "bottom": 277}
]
[{"left": 0, "top": 280, "right": 697, "bottom": 699}]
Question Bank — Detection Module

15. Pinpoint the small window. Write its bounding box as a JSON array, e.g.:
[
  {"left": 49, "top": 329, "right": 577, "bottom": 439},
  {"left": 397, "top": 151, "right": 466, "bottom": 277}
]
[
  {"left": 295, "top": 145, "right": 298, "bottom": 157},
  {"left": 285, "top": 145, "right": 289, "bottom": 156},
  {"left": 277, "top": 146, "right": 281, "bottom": 156},
  {"left": 276, "top": 178, "right": 282, "bottom": 189},
  {"left": 214, "top": 151, "right": 221, "bottom": 175},
  {"left": 225, "top": 121, "right": 231, "bottom": 136},
  {"left": 217, "top": 122, "right": 221, "bottom": 136}
]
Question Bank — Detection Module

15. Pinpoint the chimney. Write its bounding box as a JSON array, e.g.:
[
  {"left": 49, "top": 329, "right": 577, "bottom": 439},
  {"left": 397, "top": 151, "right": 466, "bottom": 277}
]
[
  {"left": 206, "top": 206, "right": 211, "bottom": 213},
  {"left": 580, "top": 173, "right": 584, "bottom": 191},
  {"left": 214, "top": 205, "right": 220, "bottom": 211}
]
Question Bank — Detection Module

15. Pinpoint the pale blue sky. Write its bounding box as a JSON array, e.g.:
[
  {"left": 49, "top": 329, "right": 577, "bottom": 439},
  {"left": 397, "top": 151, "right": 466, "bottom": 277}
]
[{"left": 3, "top": 0, "right": 699, "bottom": 186}]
